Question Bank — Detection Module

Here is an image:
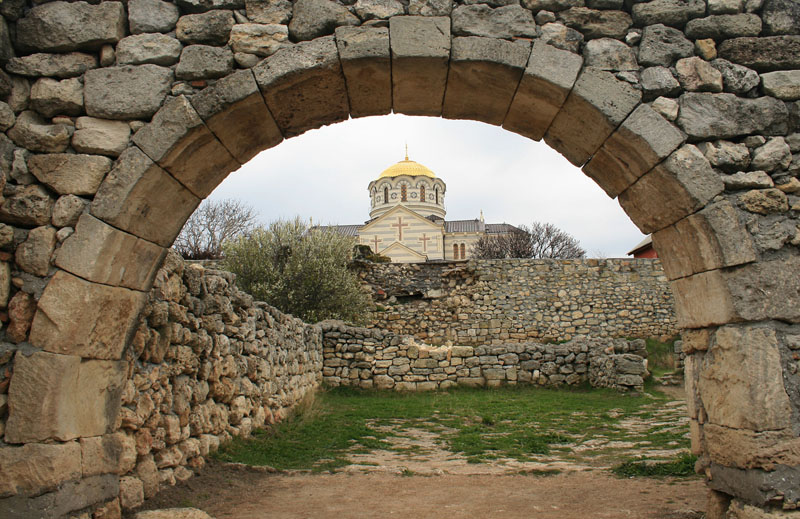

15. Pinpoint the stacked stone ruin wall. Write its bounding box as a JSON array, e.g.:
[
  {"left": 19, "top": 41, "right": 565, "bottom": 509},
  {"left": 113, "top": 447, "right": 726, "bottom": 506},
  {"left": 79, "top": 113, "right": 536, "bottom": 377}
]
[
  {"left": 359, "top": 258, "right": 678, "bottom": 345},
  {"left": 321, "top": 320, "right": 650, "bottom": 392}
]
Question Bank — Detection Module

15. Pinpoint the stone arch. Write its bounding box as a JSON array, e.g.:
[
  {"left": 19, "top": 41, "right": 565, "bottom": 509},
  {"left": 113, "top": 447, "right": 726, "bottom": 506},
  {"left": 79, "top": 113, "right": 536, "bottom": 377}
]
[{"left": 0, "top": 1, "right": 799, "bottom": 517}]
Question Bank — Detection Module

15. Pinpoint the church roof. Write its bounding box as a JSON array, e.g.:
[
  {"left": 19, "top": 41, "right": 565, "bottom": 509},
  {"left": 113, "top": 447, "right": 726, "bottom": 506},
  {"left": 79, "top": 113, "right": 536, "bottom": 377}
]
[
  {"left": 378, "top": 158, "right": 436, "bottom": 179},
  {"left": 486, "top": 223, "right": 520, "bottom": 234},
  {"left": 315, "top": 224, "right": 361, "bottom": 237},
  {"left": 445, "top": 219, "right": 484, "bottom": 233}
]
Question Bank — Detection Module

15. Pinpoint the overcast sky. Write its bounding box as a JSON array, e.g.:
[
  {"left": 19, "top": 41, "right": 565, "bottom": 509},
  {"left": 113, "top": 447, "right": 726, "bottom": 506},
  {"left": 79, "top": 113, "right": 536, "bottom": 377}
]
[{"left": 208, "top": 113, "right": 647, "bottom": 258}]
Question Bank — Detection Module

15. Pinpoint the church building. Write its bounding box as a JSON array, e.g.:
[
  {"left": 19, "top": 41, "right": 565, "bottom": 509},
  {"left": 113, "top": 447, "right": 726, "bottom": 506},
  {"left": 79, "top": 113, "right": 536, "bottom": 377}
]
[{"left": 319, "top": 153, "right": 518, "bottom": 263}]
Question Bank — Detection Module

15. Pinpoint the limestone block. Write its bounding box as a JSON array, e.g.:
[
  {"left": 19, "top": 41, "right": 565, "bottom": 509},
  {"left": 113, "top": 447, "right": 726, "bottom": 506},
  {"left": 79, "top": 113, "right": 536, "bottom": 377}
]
[
  {"left": 71, "top": 117, "right": 131, "bottom": 157},
  {"left": 442, "top": 37, "right": 531, "bottom": 125},
  {"left": 0, "top": 441, "right": 81, "bottom": 497},
  {"left": 16, "top": 1, "right": 127, "bottom": 53},
  {"left": 751, "top": 137, "right": 792, "bottom": 172},
  {"left": 0, "top": 184, "right": 54, "bottom": 227},
  {"left": 676, "top": 56, "right": 724, "bottom": 92},
  {"left": 617, "top": 143, "right": 722, "bottom": 234},
  {"left": 28, "top": 153, "right": 112, "bottom": 196},
  {"left": 175, "top": 45, "right": 234, "bottom": 80},
  {"left": 55, "top": 214, "right": 166, "bottom": 291},
  {"left": 704, "top": 423, "right": 800, "bottom": 470},
  {"left": 335, "top": 26, "right": 391, "bottom": 118},
  {"left": 52, "top": 194, "right": 87, "bottom": 228},
  {"left": 131, "top": 96, "right": 240, "bottom": 198},
  {"left": 653, "top": 200, "right": 757, "bottom": 279},
  {"left": 129, "top": 0, "right": 180, "bottom": 34},
  {"left": 718, "top": 36, "right": 800, "bottom": 72},
  {"left": 253, "top": 36, "right": 350, "bottom": 137},
  {"left": 504, "top": 41, "right": 582, "bottom": 141},
  {"left": 246, "top": 0, "right": 293, "bottom": 24},
  {"left": 84, "top": 65, "right": 174, "bottom": 121},
  {"left": 761, "top": 71, "right": 800, "bottom": 101},
  {"left": 684, "top": 14, "right": 762, "bottom": 40},
  {"left": 29, "top": 77, "right": 83, "bottom": 118},
  {"left": 697, "top": 139, "right": 751, "bottom": 172},
  {"left": 176, "top": 10, "right": 235, "bottom": 46},
  {"left": 630, "top": 0, "right": 705, "bottom": 27},
  {"left": 698, "top": 325, "right": 792, "bottom": 431},
  {"left": 15, "top": 225, "right": 57, "bottom": 276},
  {"left": 5, "top": 351, "right": 126, "bottom": 442},
  {"left": 355, "top": 0, "right": 404, "bottom": 20},
  {"left": 81, "top": 433, "right": 138, "bottom": 477},
  {"left": 672, "top": 256, "right": 800, "bottom": 328},
  {"left": 583, "top": 38, "right": 637, "bottom": 71},
  {"left": 641, "top": 66, "right": 680, "bottom": 100},
  {"left": 389, "top": 16, "right": 450, "bottom": 116},
  {"left": 556, "top": 7, "right": 632, "bottom": 40},
  {"left": 119, "top": 476, "right": 145, "bottom": 510},
  {"left": 289, "top": 0, "right": 359, "bottom": 42},
  {"left": 677, "top": 93, "right": 788, "bottom": 140},
  {"left": 28, "top": 270, "right": 147, "bottom": 360},
  {"left": 228, "top": 23, "right": 289, "bottom": 57},
  {"left": 584, "top": 104, "right": 686, "bottom": 198},
  {"left": 739, "top": 188, "right": 789, "bottom": 215},
  {"left": 189, "top": 69, "right": 283, "bottom": 164},
  {"left": 7, "top": 111, "right": 71, "bottom": 153},
  {"left": 6, "top": 52, "right": 98, "bottom": 78},
  {"left": 451, "top": 4, "right": 538, "bottom": 39},
  {"left": 723, "top": 171, "right": 774, "bottom": 190},
  {"left": 544, "top": 68, "right": 641, "bottom": 167},
  {"left": 116, "top": 34, "right": 183, "bottom": 66},
  {"left": 638, "top": 24, "right": 694, "bottom": 67}
]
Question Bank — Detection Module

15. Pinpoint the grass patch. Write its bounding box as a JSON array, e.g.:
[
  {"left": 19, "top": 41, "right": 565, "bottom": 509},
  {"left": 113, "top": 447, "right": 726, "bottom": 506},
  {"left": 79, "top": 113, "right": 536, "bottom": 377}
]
[
  {"left": 611, "top": 453, "right": 698, "bottom": 478},
  {"left": 646, "top": 337, "right": 679, "bottom": 376}
]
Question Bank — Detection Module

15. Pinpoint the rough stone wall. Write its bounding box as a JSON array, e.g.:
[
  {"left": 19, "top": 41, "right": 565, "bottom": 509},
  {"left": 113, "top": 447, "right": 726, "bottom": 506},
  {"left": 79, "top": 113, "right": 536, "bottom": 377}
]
[
  {"left": 359, "top": 258, "right": 678, "bottom": 345},
  {"left": 64, "top": 252, "right": 321, "bottom": 512},
  {"left": 321, "top": 320, "right": 649, "bottom": 392}
]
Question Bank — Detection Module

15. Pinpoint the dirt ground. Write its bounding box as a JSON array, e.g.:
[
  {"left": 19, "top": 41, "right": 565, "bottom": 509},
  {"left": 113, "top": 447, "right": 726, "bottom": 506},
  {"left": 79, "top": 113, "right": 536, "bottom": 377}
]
[{"left": 131, "top": 385, "right": 707, "bottom": 519}]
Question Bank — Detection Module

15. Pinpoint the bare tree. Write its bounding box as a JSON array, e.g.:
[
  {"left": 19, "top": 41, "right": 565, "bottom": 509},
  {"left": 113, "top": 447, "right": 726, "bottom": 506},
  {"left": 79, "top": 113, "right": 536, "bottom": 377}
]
[
  {"left": 471, "top": 222, "right": 585, "bottom": 260},
  {"left": 174, "top": 198, "right": 258, "bottom": 259}
]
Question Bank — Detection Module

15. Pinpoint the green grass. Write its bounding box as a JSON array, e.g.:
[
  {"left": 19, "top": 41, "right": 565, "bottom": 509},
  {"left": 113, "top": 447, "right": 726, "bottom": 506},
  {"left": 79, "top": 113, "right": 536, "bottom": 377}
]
[
  {"left": 646, "top": 336, "right": 679, "bottom": 377},
  {"left": 611, "top": 453, "right": 698, "bottom": 478},
  {"left": 214, "top": 385, "right": 687, "bottom": 473}
]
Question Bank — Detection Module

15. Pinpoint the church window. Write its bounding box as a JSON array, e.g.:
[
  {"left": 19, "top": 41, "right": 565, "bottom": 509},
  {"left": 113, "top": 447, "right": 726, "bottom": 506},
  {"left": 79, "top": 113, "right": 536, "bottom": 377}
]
[
  {"left": 435, "top": 188, "right": 439, "bottom": 204},
  {"left": 460, "top": 243, "right": 466, "bottom": 259},
  {"left": 420, "top": 186, "right": 425, "bottom": 202},
  {"left": 453, "top": 244, "right": 458, "bottom": 259},
  {"left": 401, "top": 184, "right": 407, "bottom": 201},
  {"left": 384, "top": 187, "right": 388, "bottom": 203}
]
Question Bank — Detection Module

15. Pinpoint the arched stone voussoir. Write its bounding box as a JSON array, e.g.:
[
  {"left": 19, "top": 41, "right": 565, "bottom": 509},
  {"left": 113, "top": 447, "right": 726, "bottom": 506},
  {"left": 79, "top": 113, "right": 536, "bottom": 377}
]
[
  {"left": 5, "top": 350, "right": 126, "bottom": 443},
  {"left": 389, "top": 16, "right": 451, "bottom": 117},
  {"left": 91, "top": 146, "right": 201, "bottom": 249},
  {"left": 189, "top": 69, "right": 283, "bottom": 164},
  {"left": 54, "top": 213, "right": 167, "bottom": 292},
  {"left": 543, "top": 67, "right": 641, "bottom": 168},
  {"left": 618, "top": 144, "right": 723, "bottom": 235},
  {"left": 503, "top": 41, "right": 582, "bottom": 142},
  {"left": 442, "top": 36, "right": 531, "bottom": 126},
  {"left": 28, "top": 270, "right": 148, "bottom": 361},
  {"left": 652, "top": 200, "right": 757, "bottom": 281},
  {"left": 672, "top": 255, "right": 800, "bottom": 329},
  {"left": 583, "top": 104, "right": 686, "bottom": 199},
  {"left": 335, "top": 26, "right": 391, "bottom": 119},
  {"left": 253, "top": 36, "right": 350, "bottom": 138},
  {"left": 131, "top": 95, "right": 240, "bottom": 199}
]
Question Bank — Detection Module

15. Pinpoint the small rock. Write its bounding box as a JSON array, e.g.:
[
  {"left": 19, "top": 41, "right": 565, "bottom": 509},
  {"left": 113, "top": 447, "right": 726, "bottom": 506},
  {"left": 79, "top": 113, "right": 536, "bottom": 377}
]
[
  {"left": 234, "top": 52, "right": 262, "bottom": 68},
  {"left": 52, "top": 195, "right": 87, "bottom": 228},
  {"left": 28, "top": 153, "right": 113, "bottom": 196},
  {"left": 177, "top": 10, "right": 236, "bottom": 46},
  {"left": 355, "top": 0, "right": 404, "bottom": 20},
  {"left": 288, "top": 0, "right": 360, "bottom": 41},
  {"left": 676, "top": 56, "right": 723, "bottom": 92},
  {"left": 16, "top": 1, "right": 127, "bottom": 53},
  {"left": 56, "top": 227, "right": 74, "bottom": 242},
  {"left": 71, "top": 117, "right": 131, "bottom": 158},
  {"left": 452, "top": 5, "right": 538, "bottom": 39},
  {"left": 583, "top": 37, "right": 637, "bottom": 71},
  {"left": 631, "top": 0, "right": 705, "bottom": 27},
  {"left": 117, "top": 34, "right": 183, "bottom": 66},
  {"left": 539, "top": 22, "right": 583, "bottom": 52},
  {"left": 246, "top": 0, "right": 293, "bottom": 24},
  {"left": 100, "top": 44, "right": 116, "bottom": 67},
  {"left": 408, "top": 0, "right": 452, "bottom": 16},
  {"left": 777, "top": 177, "right": 800, "bottom": 194},
  {"left": 685, "top": 14, "right": 762, "bottom": 40},
  {"left": 557, "top": 7, "right": 631, "bottom": 40},
  {"left": 638, "top": 24, "right": 694, "bottom": 67},
  {"left": 228, "top": 24, "right": 289, "bottom": 57},
  {"left": 761, "top": 70, "right": 800, "bottom": 101},
  {"left": 651, "top": 96, "right": 679, "bottom": 121},
  {"left": 0, "top": 102, "right": 15, "bottom": 132},
  {"left": 695, "top": 38, "right": 717, "bottom": 60},
  {"left": 10, "top": 148, "right": 35, "bottom": 184},
  {"left": 751, "top": 137, "right": 792, "bottom": 172},
  {"left": 723, "top": 170, "right": 775, "bottom": 190},
  {"left": 176, "top": 45, "right": 235, "bottom": 80},
  {"left": 7, "top": 111, "right": 72, "bottom": 153},
  {"left": 15, "top": 225, "right": 56, "bottom": 276},
  {"left": 640, "top": 66, "right": 680, "bottom": 100},
  {"left": 521, "top": 0, "right": 584, "bottom": 10},
  {"left": 625, "top": 28, "right": 642, "bottom": 45},
  {"left": 129, "top": 0, "right": 181, "bottom": 34},
  {"left": 30, "top": 77, "right": 84, "bottom": 118},
  {"left": 708, "top": 0, "right": 744, "bottom": 14},
  {"left": 710, "top": 58, "right": 760, "bottom": 94},
  {"left": 6, "top": 291, "right": 36, "bottom": 343},
  {"left": 717, "top": 35, "right": 800, "bottom": 73},
  {"left": 696, "top": 140, "right": 751, "bottom": 172},
  {"left": 739, "top": 188, "right": 789, "bottom": 214},
  {"left": 84, "top": 65, "right": 174, "bottom": 120},
  {"left": 535, "top": 10, "right": 557, "bottom": 24},
  {"left": 5, "top": 52, "right": 98, "bottom": 78},
  {"left": 761, "top": 0, "right": 800, "bottom": 36}
]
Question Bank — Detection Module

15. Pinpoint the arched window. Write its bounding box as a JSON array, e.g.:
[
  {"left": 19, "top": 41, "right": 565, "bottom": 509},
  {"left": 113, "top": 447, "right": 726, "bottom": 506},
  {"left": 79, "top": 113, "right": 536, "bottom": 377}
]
[
  {"left": 453, "top": 244, "right": 459, "bottom": 259},
  {"left": 401, "top": 184, "right": 407, "bottom": 202},
  {"left": 435, "top": 188, "right": 439, "bottom": 205},
  {"left": 420, "top": 186, "right": 425, "bottom": 202},
  {"left": 460, "top": 243, "right": 466, "bottom": 259},
  {"left": 384, "top": 187, "right": 388, "bottom": 203}
]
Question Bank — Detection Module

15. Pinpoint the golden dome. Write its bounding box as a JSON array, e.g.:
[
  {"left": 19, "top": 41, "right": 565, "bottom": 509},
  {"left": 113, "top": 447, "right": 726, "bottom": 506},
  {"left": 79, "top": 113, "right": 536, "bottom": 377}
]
[{"left": 378, "top": 158, "right": 436, "bottom": 179}]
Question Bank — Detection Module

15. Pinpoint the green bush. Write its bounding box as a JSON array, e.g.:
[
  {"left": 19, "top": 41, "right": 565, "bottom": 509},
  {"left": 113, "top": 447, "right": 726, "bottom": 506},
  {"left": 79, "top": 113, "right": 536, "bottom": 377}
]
[{"left": 222, "top": 218, "right": 371, "bottom": 324}]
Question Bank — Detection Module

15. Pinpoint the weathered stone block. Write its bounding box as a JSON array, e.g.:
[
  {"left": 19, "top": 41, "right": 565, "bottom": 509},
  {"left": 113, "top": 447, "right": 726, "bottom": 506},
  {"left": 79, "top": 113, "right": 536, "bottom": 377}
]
[
  {"left": 557, "top": 7, "right": 632, "bottom": 39},
  {"left": 16, "top": 1, "right": 127, "bottom": 53},
  {"left": 452, "top": 4, "right": 538, "bottom": 39},
  {"left": 52, "top": 194, "right": 86, "bottom": 228},
  {"left": 544, "top": 67, "right": 641, "bottom": 167},
  {"left": 653, "top": 200, "right": 756, "bottom": 280},
  {"left": 119, "top": 476, "right": 145, "bottom": 509},
  {"left": 15, "top": 225, "right": 56, "bottom": 277},
  {"left": 355, "top": 0, "right": 404, "bottom": 20},
  {"left": 442, "top": 37, "right": 531, "bottom": 125},
  {"left": 28, "top": 153, "right": 112, "bottom": 196},
  {"left": 677, "top": 93, "right": 788, "bottom": 140},
  {"left": 638, "top": 24, "right": 694, "bottom": 67},
  {"left": 81, "top": 433, "right": 137, "bottom": 477},
  {"left": 389, "top": 16, "right": 450, "bottom": 116},
  {"left": 711, "top": 58, "right": 760, "bottom": 95},
  {"left": 176, "top": 10, "right": 235, "bottom": 46},
  {"left": 116, "top": 34, "right": 183, "bottom": 66},
  {"left": 7, "top": 111, "right": 71, "bottom": 153},
  {"left": 704, "top": 424, "right": 800, "bottom": 470},
  {"left": 0, "top": 184, "right": 54, "bottom": 227},
  {"left": 718, "top": 36, "right": 800, "bottom": 72},
  {"left": 504, "top": 41, "right": 583, "bottom": 141},
  {"left": 676, "top": 56, "right": 724, "bottom": 92},
  {"left": 71, "top": 117, "right": 131, "bottom": 157},
  {"left": 28, "top": 270, "right": 147, "bottom": 360},
  {"left": 5, "top": 351, "right": 126, "bottom": 442},
  {"left": 176, "top": 45, "right": 234, "bottom": 80},
  {"left": 761, "top": 71, "right": 800, "bottom": 101},
  {"left": 335, "top": 26, "right": 392, "bottom": 118},
  {"left": 5, "top": 52, "right": 98, "bottom": 78},
  {"left": 685, "top": 14, "right": 763, "bottom": 40},
  {"left": 631, "top": 0, "right": 705, "bottom": 27},
  {"left": 132, "top": 96, "right": 240, "bottom": 198},
  {"left": 640, "top": 66, "right": 681, "bottom": 100},
  {"left": 289, "top": 0, "right": 359, "bottom": 41},
  {"left": 55, "top": 214, "right": 165, "bottom": 291},
  {"left": 84, "top": 65, "right": 174, "bottom": 120},
  {"left": 229, "top": 23, "right": 289, "bottom": 57},
  {"left": 762, "top": 0, "right": 800, "bottom": 36},
  {"left": 189, "top": 69, "right": 282, "bottom": 163},
  {"left": 129, "top": 0, "right": 180, "bottom": 34},
  {"left": 247, "top": 0, "right": 293, "bottom": 24},
  {"left": 0, "top": 441, "right": 81, "bottom": 497},
  {"left": 584, "top": 104, "right": 686, "bottom": 198},
  {"left": 539, "top": 22, "right": 584, "bottom": 53},
  {"left": 253, "top": 36, "right": 350, "bottom": 137},
  {"left": 583, "top": 37, "right": 637, "bottom": 71}
]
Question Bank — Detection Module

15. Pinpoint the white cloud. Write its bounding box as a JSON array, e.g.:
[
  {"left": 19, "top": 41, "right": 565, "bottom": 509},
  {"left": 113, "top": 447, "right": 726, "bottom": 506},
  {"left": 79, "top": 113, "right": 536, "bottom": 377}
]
[{"left": 209, "top": 113, "right": 646, "bottom": 258}]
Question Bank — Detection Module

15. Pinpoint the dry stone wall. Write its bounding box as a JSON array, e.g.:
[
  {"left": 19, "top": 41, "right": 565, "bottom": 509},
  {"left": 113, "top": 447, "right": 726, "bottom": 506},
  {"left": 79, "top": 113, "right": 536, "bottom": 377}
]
[
  {"left": 322, "top": 320, "right": 650, "bottom": 392},
  {"left": 359, "top": 258, "right": 678, "bottom": 345}
]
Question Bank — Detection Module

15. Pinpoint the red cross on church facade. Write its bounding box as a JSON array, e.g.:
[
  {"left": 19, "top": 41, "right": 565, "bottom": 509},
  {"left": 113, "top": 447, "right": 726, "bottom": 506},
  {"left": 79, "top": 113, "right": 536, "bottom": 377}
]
[
  {"left": 391, "top": 216, "right": 409, "bottom": 241},
  {"left": 418, "top": 233, "right": 431, "bottom": 252},
  {"left": 371, "top": 235, "right": 382, "bottom": 252}
]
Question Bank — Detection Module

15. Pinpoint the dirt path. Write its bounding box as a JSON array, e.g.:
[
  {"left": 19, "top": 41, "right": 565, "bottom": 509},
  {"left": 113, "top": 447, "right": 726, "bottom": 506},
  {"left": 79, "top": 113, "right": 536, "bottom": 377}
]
[{"left": 132, "top": 385, "right": 706, "bottom": 518}]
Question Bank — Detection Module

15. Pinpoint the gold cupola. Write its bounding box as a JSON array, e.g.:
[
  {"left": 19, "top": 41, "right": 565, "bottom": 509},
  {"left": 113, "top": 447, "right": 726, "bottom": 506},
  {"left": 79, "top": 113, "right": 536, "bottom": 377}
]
[{"left": 368, "top": 147, "right": 446, "bottom": 220}]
